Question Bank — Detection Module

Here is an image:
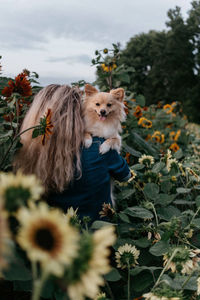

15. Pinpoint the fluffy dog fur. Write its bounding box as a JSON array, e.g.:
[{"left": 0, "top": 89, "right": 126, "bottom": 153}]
[{"left": 83, "top": 84, "right": 126, "bottom": 154}]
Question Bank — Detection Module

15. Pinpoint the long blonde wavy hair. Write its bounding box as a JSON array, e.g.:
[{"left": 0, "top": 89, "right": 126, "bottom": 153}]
[{"left": 14, "top": 84, "right": 84, "bottom": 193}]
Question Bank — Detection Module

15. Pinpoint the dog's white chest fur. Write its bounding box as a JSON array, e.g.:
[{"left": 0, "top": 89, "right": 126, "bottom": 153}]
[{"left": 85, "top": 119, "right": 119, "bottom": 139}]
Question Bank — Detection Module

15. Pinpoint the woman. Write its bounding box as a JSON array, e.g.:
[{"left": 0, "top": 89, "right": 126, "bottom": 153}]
[{"left": 14, "top": 84, "right": 130, "bottom": 222}]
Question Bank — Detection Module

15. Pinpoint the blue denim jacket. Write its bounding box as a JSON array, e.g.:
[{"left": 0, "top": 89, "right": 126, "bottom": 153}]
[{"left": 47, "top": 137, "right": 130, "bottom": 222}]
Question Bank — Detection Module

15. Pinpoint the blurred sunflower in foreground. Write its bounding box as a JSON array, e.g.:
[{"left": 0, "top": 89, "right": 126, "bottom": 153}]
[
  {"left": 17, "top": 202, "right": 79, "bottom": 277},
  {"left": 0, "top": 202, "right": 11, "bottom": 274},
  {"left": 67, "top": 226, "right": 116, "bottom": 300},
  {"left": 0, "top": 171, "right": 44, "bottom": 212}
]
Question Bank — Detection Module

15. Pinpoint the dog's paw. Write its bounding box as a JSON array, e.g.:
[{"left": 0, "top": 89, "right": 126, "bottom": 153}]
[
  {"left": 84, "top": 137, "right": 93, "bottom": 148},
  {"left": 112, "top": 143, "right": 121, "bottom": 154},
  {"left": 99, "top": 142, "right": 111, "bottom": 154}
]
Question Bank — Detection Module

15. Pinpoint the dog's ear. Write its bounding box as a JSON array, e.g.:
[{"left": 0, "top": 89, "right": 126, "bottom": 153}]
[
  {"left": 110, "top": 88, "right": 124, "bottom": 102},
  {"left": 85, "top": 84, "right": 98, "bottom": 96}
]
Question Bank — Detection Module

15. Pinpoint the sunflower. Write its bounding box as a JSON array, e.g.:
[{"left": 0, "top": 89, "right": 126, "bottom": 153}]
[
  {"left": 115, "top": 243, "right": 140, "bottom": 269},
  {"left": 40, "top": 109, "right": 54, "bottom": 145},
  {"left": 0, "top": 171, "right": 44, "bottom": 212},
  {"left": 138, "top": 117, "right": 152, "bottom": 129},
  {"left": 99, "top": 203, "right": 115, "bottom": 219},
  {"left": 124, "top": 101, "right": 129, "bottom": 115},
  {"left": 0, "top": 202, "right": 10, "bottom": 274},
  {"left": 17, "top": 202, "right": 79, "bottom": 277},
  {"left": 133, "top": 106, "right": 143, "bottom": 118},
  {"left": 163, "top": 246, "right": 200, "bottom": 275},
  {"left": 67, "top": 226, "right": 116, "bottom": 300},
  {"left": 139, "top": 154, "right": 154, "bottom": 166},
  {"left": 151, "top": 131, "right": 165, "bottom": 144},
  {"left": 103, "top": 48, "right": 108, "bottom": 54},
  {"left": 169, "top": 143, "right": 180, "bottom": 152},
  {"left": 2, "top": 72, "right": 32, "bottom": 98},
  {"left": 170, "top": 130, "right": 181, "bottom": 142},
  {"left": 163, "top": 104, "right": 173, "bottom": 114}
]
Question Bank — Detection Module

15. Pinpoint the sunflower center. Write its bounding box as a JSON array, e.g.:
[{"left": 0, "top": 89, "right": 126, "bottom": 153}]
[{"left": 35, "top": 228, "right": 55, "bottom": 251}]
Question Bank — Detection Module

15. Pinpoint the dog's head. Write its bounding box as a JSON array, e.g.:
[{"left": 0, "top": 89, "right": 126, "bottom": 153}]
[{"left": 84, "top": 84, "right": 125, "bottom": 122}]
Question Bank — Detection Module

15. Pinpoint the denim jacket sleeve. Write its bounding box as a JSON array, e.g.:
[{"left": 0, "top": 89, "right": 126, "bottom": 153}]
[{"left": 106, "top": 149, "right": 131, "bottom": 181}]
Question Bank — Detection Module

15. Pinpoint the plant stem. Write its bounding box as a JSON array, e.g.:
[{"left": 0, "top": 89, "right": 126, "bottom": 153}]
[
  {"left": 0, "top": 125, "right": 40, "bottom": 169},
  {"left": 153, "top": 248, "right": 178, "bottom": 289},
  {"left": 105, "top": 279, "right": 115, "bottom": 300},
  {"left": 31, "top": 261, "right": 38, "bottom": 282},
  {"left": 181, "top": 271, "right": 194, "bottom": 289},
  {"left": 149, "top": 203, "right": 159, "bottom": 228},
  {"left": 31, "top": 269, "right": 49, "bottom": 300},
  {"left": 127, "top": 262, "right": 130, "bottom": 300}
]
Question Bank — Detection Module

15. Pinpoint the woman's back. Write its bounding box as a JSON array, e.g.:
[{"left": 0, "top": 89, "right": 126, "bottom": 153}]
[{"left": 47, "top": 137, "right": 130, "bottom": 222}]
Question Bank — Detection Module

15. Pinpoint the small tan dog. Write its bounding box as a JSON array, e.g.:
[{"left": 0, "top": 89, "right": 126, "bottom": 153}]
[{"left": 83, "top": 84, "right": 126, "bottom": 154}]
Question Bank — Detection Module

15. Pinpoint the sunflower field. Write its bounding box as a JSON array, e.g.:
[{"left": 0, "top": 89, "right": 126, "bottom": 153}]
[{"left": 1, "top": 46, "right": 200, "bottom": 300}]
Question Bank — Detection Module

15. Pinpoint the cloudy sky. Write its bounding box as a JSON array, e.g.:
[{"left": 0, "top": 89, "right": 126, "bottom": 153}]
[{"left": 1, "top": 0, "right": 191, "bottom": 86}]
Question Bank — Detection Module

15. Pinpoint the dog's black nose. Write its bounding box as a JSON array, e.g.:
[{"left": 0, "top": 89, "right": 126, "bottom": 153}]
[{"left": 100, "top": 109, "right": 106, "bottom": 115}]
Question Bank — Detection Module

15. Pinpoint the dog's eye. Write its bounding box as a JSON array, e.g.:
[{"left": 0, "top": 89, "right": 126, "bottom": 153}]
[
  {"left": 107, "top": 103, "right": 112, "bottom": 107},
  {"left": 96, "top": 103, "right": 100, "bottom": 106}
]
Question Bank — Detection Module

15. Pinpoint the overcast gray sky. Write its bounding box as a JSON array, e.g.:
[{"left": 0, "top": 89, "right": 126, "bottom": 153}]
[{"left": 0, "top": 0, "right": 191, "bottom": 86}]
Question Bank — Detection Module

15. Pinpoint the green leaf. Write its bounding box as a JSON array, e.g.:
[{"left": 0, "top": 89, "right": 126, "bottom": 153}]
[
  {"left": 118, "top": 188, "right": 135, "bottom": 199},
  {"left": 174, "top": 149, "right": 183, "bottom": 159},
  {"left": 195, "top": 195, "right": 200, "bottom": 207},
  {"left": 124, "top": 206, "right": 153, "bottom": 219},
  {"left": 144, "top": 183, "right": 159, "bottom": 201},
  {"left": 136, "top": 94, "right": 145, "bottom": 106},
  {"left": 122, "top": 142, "right": 141, "bottom": 157},
  {"left": 191, "top": 218, "right": 200, "bottom": 228},
  {"left": 104, "top": 268, "right": 121, "bottom": 282},
  {"left": 149, "top": 240, "right": 170, "bottom": 256},
  {"left": 32, "top": 127, "right": 43, "bottom": 138},
  {"left": 152, "top": 162, "right": 165, "bottom": 173},
  {"left": 155, "top": 194, "right": 176, "bottom": 206},
  {"left": 157, "top": 205, "right": 181, "bottom": 221},
  {"left": 176, "top": 187, "right": 191, "bottom": 194},
  {"left": 131, "top": 132, "right": 159, "bottom": 158},
  {"left": 91, "top": 221, "right": 116, "bottom": 229},
  {"left": 132, "top": 164, "right": 145, "bottom": 170},
  {"left": 134, "top": 238, "right": 151, "bottom": 248},
  {"left": 118, "top": 212, "right": 131, "bottom": 223},
  {"left": 130, "top": 266, "right": 162, "bottom": 276},
  {"left": 3, "top": 253, "right": 32, "bottom": 281}
]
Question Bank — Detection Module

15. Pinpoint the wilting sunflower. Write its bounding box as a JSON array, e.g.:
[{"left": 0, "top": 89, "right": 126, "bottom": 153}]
[
  {"left": 133, "top": 106, "right": 143, "bottom": 118},
  {"left": 151, "top": 131, "right": 165, "bottom": 144},
  {"left": 138, "top": 117, "right": 152, "bottom": 129},
  {"left": 40, "top": 109, "right": 54, "bottom": 145},
  {"left": 2, "top": 72, "right": 32, "bottom": 98},
  {"left": 0, "top": 171, "right": 44, "bottom": 212},
  {"left": 139, "top": 154, "right": 154, "bottom": 166},
  {"left": 115, "top": 243, "right": 140, "bottom": 269},
  {"left": 0, "top": 202, "right": 11, "bottom": 274},
  {"left": 99, "top": 203, "right": 115, "bottom": 219},
  {"left": 163, "top": 246, "right": 200, "bottom": 275},
  {"left": 17, "top": 203, "right": 79, "bottom": 276},
  {"left": 125, "top": 152, "right": 131, "bottom": 164},
  {"left": 169, "top": 143, "right": 180, "bottom": 152},
  {"left": 67, "top": 226, "right": 116, "bottom": 300}
]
